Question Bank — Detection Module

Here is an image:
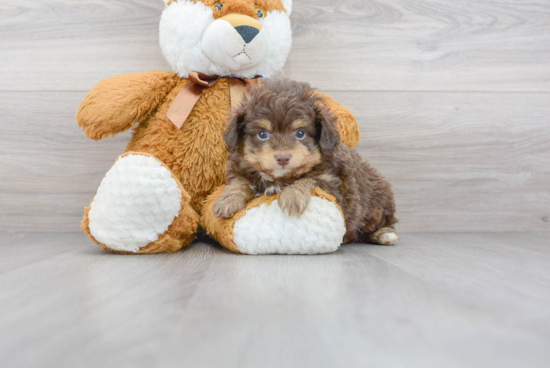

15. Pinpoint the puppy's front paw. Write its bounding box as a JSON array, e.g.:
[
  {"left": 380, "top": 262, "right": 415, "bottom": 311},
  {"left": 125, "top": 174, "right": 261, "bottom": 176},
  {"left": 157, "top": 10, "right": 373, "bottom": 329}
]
[
  {"left": 213, "top": 194, "right": 248, "bottom": 219},
  {"left": 279, "top": 187, "right": 311, "bottom": 217},
  {"left": 264, "top": 184, "right": 282, "bottom": 196}
]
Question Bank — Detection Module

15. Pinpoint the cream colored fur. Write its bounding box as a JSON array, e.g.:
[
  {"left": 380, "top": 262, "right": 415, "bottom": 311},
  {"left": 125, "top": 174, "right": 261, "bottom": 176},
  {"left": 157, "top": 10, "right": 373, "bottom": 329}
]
[
  {"left": 159, "top": 0, "right": 292, "bottom": 78},
  {"left": 233, "top": 197, "right": 346, "bottom": 254},
  {"left": 88, "top": 155, "right": 183, "bottom": 252}
]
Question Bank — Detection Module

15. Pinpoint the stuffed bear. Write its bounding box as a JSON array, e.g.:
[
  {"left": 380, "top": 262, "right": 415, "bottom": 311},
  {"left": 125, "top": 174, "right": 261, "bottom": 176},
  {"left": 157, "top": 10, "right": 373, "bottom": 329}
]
[{"left": 77, "top": 0, "right": 366, "bottom": 255}]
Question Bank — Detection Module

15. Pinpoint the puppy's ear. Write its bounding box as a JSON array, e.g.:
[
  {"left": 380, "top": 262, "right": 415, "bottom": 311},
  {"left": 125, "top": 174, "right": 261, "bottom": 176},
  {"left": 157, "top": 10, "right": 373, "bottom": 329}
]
[
  {"left": 315, "top": 104, "right": 340, "bottom": 154},
  {"left": 224, "top": 109, "right": 246, "bottom": 153}
]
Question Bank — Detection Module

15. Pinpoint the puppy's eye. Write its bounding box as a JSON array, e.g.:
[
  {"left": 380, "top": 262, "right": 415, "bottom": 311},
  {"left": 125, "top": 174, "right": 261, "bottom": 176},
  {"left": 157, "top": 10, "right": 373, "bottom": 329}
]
[
  {"left": 257, "top": 131, "right": 270, "bottom": 140},
  {"left": 214, "top": 2, "right": 223, "bottom": 11},
  {"left": 256, "top": 9, "right": 264, "bottom": 19},
  {"left": 295, "top": 130, "right": 306, "bottom": 140}
]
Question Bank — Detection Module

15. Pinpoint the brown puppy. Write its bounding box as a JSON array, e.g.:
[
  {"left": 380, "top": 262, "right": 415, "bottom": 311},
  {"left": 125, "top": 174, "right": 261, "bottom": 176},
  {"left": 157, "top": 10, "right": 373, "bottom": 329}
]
[{"left": 213, "top": 79, "right": 398, "bottom": 245}]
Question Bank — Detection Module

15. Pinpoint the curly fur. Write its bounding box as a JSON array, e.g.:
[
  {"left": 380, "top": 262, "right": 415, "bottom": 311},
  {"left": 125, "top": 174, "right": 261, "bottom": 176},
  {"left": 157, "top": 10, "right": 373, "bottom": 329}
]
[{"left": 215, "top": 79, "right": 398, "bottom": 243}]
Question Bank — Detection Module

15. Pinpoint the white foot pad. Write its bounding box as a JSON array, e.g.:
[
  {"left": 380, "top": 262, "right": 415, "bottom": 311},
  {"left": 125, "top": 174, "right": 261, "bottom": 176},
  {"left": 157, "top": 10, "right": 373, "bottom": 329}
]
[
  {"left": 379, "top": 232, "right": 399, "bottom": 245},
  {"left": 233, "top": 197, "right": 346, "bottom": 255},
  {"left": 88, "top": 155, "right": 182, "bottom": 252}
]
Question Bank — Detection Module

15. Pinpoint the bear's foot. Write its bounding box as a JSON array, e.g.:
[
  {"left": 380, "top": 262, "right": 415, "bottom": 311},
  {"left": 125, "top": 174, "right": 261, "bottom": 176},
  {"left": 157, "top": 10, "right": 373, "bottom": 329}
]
[
  {"left": 202, "top": 187, "right": 346, "bottom": 255},
  {"left": 82, "top": 153, "right": 199, "bottom": 254}
]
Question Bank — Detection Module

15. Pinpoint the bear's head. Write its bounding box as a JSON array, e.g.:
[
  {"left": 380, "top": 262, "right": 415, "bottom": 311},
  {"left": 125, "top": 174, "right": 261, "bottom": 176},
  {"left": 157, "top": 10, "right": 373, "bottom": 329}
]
[{"left": 160, "top": 0, "right": 292, "bottom": 79}]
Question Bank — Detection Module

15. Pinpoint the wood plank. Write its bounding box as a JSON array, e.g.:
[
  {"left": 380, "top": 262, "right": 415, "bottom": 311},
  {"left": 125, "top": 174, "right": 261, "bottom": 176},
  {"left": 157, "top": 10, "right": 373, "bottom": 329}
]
[
  {"left": 0, "top": 91, "right": 130, "bottom": 232},
  {"left": 370, "top": 232, "right": 550, "bottom": 317},
  {"left": 0, "top": 0, "right": 167, "bottom": 92},
  {"left": 1, "top": 90, "right": 548, "bottom": 232},
  {"left": 0, "top": 232, "right": 549, "bottom": 368},
  {"left": 333, "top": 90, "right": 550, "bottom": 232},
  {"left": 0, "top": 232, "right": 81, "bottom": 274},
  {"left": 1, "top": 0, "right": 549, "bottom": 92},
  {"left": 289, "top": 0, "right": 550, "bottom": 92}
]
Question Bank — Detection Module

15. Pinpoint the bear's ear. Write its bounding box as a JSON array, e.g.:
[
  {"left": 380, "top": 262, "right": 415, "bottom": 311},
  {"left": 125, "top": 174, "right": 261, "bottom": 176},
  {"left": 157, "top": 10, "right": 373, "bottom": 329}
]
[
  {"left": 224, "top": 109, "right": 246, "bottom": 153},
  {"left": 281, "top": 0, "right": 292, "bottom": 15}
]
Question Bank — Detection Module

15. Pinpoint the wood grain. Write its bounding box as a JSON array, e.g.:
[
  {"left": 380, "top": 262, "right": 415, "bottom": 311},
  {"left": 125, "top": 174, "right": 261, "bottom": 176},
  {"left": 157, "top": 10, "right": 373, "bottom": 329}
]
[
  {"left": 0, "top": 0, "right": 549, "bottom": 91},
  {"left": 0, "top": 91, "right": 130, "bottom": 231},
  {"left": 336, "top": 90, "right": 550, "bottom": 232},
  {"left": 1, "top": 90, "right": 548, "bottom": 232},
  {"left": 1, "top": 0, "right": 549, "bottom": 232},
  {"left": 0, "top": 232, "right": 549, "bottom": 368}
]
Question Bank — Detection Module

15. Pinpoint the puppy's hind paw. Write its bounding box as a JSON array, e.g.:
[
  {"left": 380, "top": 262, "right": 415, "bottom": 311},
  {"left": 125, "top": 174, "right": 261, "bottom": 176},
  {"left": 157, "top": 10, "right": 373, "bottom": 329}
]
[{"left": 369, "top": 227, "right": 399, "bottom": 245}]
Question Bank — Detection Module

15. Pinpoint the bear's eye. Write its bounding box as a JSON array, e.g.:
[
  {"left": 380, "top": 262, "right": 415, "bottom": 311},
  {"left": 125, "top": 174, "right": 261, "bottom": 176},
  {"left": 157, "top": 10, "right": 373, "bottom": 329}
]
[
  {"left": 295, "top": 130, "right": 306, "bottom": 140},
  {"left": 256, "top": 9, "right": 264, "bottom": 19},
  {"left": 257, "top": 131, "right": 270, "bottom": 140},
  {"left": 214, "top": 2, "right": 223, "bottom": 11}
]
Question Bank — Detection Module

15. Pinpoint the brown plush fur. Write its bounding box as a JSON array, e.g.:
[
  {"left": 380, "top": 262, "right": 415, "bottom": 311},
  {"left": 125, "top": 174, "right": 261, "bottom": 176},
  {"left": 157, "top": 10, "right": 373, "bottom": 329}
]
[
  {"left": 214, "top": 79, "right": 397, "bottom": 244},
  {"left": 185, "top": 0, "right": 287, "bottom": 19},
  {"left": 77, "top": 71, "right": 180, "bottom": 140},
  {"left": 166, "top": 0, "right": 285, "bottom": 19},
  {"left": 77, "top": 71, "right": 360, "bottom": 252}
]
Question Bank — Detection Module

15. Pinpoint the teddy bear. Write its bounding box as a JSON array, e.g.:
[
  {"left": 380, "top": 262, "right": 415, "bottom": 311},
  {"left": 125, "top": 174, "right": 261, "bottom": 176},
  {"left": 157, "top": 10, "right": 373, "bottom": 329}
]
[{"left": 77, "top": 0, "right": 366, "bottom": 255}]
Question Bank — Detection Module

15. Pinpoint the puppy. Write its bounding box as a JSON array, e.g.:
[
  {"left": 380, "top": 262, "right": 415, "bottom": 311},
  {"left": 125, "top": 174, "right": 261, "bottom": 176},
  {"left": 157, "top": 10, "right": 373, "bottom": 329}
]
[{"left": 213, "top": 79, "right": 398, "bottom": 245}]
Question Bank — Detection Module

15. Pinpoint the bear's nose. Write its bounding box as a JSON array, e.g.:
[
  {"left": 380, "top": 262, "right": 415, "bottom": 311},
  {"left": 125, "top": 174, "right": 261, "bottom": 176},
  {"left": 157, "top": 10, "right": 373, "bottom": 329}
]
[
  {"left": 235, "top": 25, "right": 259, "bottom": 43},
  {"left": 276, "top": 154, "right": 291, "bottom": 167},
  {"left": 219, "top": 13, "right": 262, "bottom": 44}
]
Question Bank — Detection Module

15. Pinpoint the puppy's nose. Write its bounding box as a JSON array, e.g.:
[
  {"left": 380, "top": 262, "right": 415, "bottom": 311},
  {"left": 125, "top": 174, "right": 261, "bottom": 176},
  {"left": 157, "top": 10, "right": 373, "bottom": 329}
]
[
  {"left": 276, "top": 154, "right": 291, "bottom": 167},
  {"left": 219, "top": 14, "right": 262, "bottom": 44}
]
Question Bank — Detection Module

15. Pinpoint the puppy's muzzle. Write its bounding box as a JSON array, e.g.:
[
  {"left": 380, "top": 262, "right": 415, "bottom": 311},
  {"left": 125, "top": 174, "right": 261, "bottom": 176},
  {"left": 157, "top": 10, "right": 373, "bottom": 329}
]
[{"left": 276, "top": 153, "right": 291, "bottom": 168}]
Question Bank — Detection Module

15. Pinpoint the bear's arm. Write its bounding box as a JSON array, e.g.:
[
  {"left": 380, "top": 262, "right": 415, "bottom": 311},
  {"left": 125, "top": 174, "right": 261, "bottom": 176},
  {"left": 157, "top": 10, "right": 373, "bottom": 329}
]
[
  {"left": 317, "top": 93, "right": 360, "bottom": 148},
  {"left": 77, "top": 70, "right": 180, "bottom": 140}
]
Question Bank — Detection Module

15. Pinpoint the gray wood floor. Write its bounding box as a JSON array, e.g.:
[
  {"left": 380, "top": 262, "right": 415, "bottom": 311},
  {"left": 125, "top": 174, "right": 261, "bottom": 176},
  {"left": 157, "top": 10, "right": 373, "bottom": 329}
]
[{"left": 1, "top": 232, "right": 549, "bottom": 368}]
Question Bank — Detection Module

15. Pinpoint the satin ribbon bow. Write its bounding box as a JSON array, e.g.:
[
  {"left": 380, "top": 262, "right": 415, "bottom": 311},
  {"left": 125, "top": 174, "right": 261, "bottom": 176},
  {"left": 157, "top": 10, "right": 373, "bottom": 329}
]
[{"left": 166, "top": 71, "right": 262, "bottom": 129}]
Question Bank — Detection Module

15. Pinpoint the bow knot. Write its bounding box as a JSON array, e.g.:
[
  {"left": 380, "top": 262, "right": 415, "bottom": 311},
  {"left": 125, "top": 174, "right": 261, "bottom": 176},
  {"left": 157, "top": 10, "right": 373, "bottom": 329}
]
[{"left": 166, "top": 71, "right": 262, "bottom": 129}]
